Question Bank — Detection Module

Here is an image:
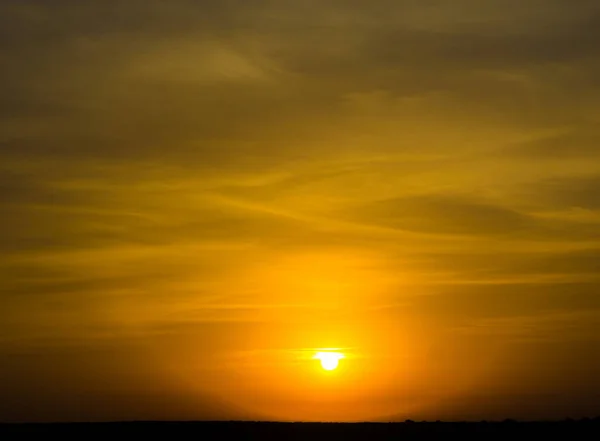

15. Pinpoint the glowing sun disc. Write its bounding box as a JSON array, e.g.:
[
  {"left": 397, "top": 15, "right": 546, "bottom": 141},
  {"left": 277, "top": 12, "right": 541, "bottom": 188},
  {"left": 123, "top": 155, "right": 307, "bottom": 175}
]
[{"left": 314, "top": 351, "right": 344, "bottom": 371}]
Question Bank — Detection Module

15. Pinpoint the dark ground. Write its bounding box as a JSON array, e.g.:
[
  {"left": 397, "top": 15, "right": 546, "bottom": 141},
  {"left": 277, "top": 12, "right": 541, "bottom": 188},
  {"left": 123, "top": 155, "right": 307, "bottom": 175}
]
[{"left": 2, "top": 420, "right": 600, "bottom": 440}]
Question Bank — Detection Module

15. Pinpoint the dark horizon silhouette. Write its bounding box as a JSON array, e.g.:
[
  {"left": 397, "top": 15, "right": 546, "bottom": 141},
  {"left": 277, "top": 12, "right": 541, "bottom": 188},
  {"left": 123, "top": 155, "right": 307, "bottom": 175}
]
[{"left": 3, "top": 419, "right": 600, "bottom": 440}]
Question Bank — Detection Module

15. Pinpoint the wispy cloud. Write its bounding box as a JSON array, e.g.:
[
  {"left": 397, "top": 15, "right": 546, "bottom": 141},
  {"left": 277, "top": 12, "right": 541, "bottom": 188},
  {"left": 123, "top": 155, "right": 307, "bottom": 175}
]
[{"left": 1, "top": 0, "right": 600, "bottom": 421}]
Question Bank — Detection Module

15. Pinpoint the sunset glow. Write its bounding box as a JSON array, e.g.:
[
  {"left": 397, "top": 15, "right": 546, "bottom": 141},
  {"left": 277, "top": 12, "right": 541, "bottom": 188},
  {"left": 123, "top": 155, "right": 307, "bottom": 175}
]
[{"left": 1, "top": 0, "right": 600, "bottom": 425}]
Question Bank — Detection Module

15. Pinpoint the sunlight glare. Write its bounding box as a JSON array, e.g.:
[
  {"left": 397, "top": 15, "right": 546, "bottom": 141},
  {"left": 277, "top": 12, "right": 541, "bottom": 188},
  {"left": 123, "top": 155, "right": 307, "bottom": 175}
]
[{"left": 314, "top": 351, "right": 344, "bottom": 371}]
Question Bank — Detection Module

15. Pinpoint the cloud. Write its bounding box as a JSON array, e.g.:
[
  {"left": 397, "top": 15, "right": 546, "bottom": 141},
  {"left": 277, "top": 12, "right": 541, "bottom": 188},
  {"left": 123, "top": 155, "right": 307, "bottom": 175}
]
[
  {"left": 507, "top": 124, "right": 600, "bottom": 160},
  {"left": 341, "top": 194, "right": 531, "bottom": 235},
  {"left": 384, "top": 279, "right": 600, "bottom": 330},
  {"left": 533, "top": 174, "right": 600, "bottom": 210},
  {"left": 451, "top": 309, "right": 600, "bottom": 343},
  {"left": 1, "top": 0, "right": 600, "bottom": 421}
]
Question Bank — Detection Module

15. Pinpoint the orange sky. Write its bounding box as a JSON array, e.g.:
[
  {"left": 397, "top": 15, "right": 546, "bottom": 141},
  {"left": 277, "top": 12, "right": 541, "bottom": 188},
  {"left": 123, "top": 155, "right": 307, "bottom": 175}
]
[{"left": 1, "top": 0, "right": 600, "bottom": 422}]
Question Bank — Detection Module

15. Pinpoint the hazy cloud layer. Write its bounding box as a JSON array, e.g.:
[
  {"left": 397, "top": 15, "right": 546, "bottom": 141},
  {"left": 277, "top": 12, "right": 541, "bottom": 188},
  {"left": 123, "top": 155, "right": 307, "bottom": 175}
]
[{"left": 1, "top": 0, "right": 600, "bottom": 421}]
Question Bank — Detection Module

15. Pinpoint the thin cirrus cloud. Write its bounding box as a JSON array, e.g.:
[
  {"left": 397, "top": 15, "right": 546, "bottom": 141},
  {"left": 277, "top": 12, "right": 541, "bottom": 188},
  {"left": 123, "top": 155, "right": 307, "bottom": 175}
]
[{"left": 1, "top": 0, "right": 600, "bottom": 421}]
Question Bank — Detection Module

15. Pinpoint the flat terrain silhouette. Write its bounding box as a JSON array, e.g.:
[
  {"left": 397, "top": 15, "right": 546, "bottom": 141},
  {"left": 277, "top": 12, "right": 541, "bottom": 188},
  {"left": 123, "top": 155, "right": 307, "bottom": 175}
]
[{"left": 2, "top": 420, "right": 600, "bottom": 440}]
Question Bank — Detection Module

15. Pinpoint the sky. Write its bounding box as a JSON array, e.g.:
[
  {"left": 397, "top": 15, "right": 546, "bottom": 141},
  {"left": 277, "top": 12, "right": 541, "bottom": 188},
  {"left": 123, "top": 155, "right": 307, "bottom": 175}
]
[{"left": 1, "top": 0, "right": 600, "bottom": 422}]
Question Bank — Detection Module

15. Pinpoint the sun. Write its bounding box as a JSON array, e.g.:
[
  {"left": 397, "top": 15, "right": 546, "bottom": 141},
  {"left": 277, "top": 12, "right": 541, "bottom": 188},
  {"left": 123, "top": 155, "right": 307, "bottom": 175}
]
[{"left": 314, "top": 351, "right": 344, "bottom": 371}]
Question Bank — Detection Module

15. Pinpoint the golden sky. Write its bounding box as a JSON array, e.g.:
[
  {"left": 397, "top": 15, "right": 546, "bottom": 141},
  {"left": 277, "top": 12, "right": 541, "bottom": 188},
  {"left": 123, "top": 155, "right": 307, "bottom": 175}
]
[{"left": 1, "top": 0, "right": 600, "bottom": 422}]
